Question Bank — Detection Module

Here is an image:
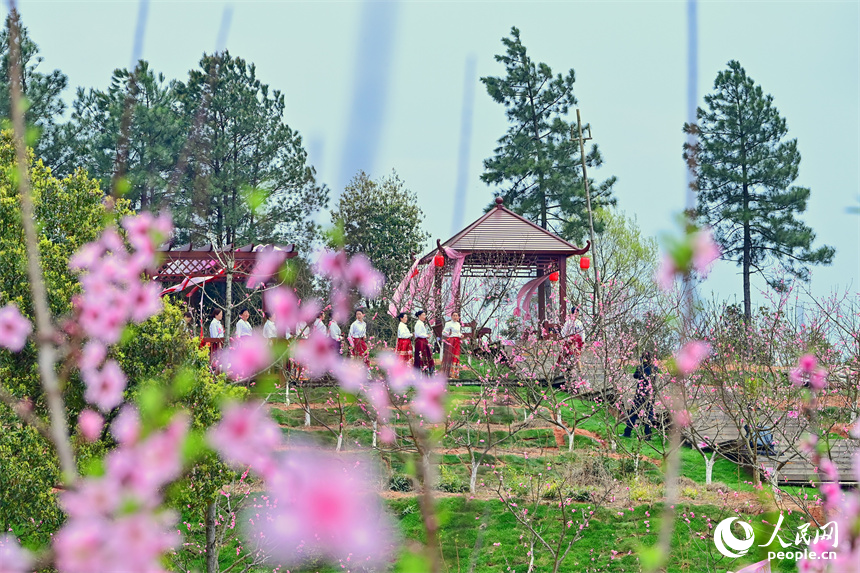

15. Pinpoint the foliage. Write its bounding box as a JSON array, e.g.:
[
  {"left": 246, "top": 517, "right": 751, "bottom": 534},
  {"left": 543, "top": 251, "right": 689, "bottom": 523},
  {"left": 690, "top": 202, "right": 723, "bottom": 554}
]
[
  {"left": 0, "top": 11, "right": 68, "bottom": 167},
  {"left": 683, "top": 60, "right": 834, "bottom": 320},
  {"left": 58, "top": 61, "right": 187, "bottom": 210},
  {"left": 331, "top": 170, "right": 430, "bottom": 299},
  {"left": 481, "top": 26, "right": 616, "bottom": 242},
  {"left": 173, "top": 51, "right": 328, "bottom": 248}
]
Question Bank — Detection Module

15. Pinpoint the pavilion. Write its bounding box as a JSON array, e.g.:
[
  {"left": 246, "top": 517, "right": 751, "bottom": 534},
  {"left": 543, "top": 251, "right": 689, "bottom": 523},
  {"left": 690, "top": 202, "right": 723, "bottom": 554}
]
[{"left": 414, "top": 197, "right": 590, "bottom": 328}]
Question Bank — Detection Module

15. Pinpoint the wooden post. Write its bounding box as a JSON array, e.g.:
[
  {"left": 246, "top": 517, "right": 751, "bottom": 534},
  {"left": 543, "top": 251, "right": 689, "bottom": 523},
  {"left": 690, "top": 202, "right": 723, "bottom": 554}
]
[
  {"left": 537, "top": 267, "right": 546, "bottom": 325},
  {"left": 558, "top": 255, "right": 567, "bottom": 324},
  {"left": 575, "top": 109, "right": 601, "bottom": 316}
]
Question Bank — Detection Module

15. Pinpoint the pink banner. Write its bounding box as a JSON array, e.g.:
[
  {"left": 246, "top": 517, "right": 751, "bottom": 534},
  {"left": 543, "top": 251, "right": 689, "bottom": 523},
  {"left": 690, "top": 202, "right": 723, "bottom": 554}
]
[
  {"left": 441, "top": 246, "right": 467, "bottom": 317},
  {"left": 388, "top": 257, "right": 421, "bottom": 317},
  {"left": 514, "top": 274, "right": 550, "bottom": 319}
]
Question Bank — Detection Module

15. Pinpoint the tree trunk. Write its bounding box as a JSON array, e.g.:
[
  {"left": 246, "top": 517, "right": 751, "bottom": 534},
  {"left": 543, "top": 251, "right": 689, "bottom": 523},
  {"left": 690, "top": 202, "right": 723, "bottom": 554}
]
[
  {"left": 336, "top": 432, "right": 343, "bottom": 452},
  {"left": 225, "top": 270, "right": 233, "bottom": 340},
  {"left": 372, "top": 419, "right": 378, "bottom": 448},
  {"left": 205, "top": 501, "right": 218, "bottom": 573},
  {"left": 469, "top": 451, "right": 479, "bottom": 494},
  {"left": 704, "top": 453, "right": 715, "bottom": 485},
  {"left": 742, "top": 182, "right": 752, "bottom": 322},
  {"left": 304, "top": 409, "right": 311, "bottom": 426}
]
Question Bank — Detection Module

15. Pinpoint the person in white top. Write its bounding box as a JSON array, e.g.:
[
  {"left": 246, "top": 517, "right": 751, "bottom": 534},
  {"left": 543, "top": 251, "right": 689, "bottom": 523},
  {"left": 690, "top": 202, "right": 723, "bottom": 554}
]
[
  {"left": 413, "top": 310, "right": 434, "bottom": 375},
  {"left": 560, "top": 307, "right": 585, "bottom": 364},
  {"left": 235, "top": 308, "right": 253, "bottom": 338},
  {"left": 209, "top": 309, "right": 224, "bottom": 339},
  {"left": 348, "top": 309, "right": 369, "bottom": 366},
  {"left": 441, "top": 311, "right": 463, "bottom": 379},
  {"left": 262, "top": 312, "right": 277, "bottom": 340},
  {"left": 294, "top": 320, "right": 309, "bottom": 339},
  {"left": 395, "top": 312, "right": 413, "bottom": 363},
  {"left": 313, "top": 311, "right": 328, "bottom": 337},
  {"left": 328, "top": 318, "right": 342, "bottom": 353}
]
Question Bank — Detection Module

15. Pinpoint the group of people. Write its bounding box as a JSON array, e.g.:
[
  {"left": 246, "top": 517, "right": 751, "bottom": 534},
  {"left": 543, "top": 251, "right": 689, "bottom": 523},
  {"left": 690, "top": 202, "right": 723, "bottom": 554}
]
[{"left": 395, "top": 310, "right": 462, "bottom": 378}]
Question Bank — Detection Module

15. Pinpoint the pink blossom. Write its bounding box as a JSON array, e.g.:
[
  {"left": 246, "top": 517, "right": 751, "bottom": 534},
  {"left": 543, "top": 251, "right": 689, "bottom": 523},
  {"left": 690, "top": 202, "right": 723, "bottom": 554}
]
[
  {"left": 412, "top": 376, "right": 448, "bottom": 423},
  {"left": 790, "top": 354, "right": 828, "bottom": 389},
  {"left": 820, "top": 458, "right": 840, "bottom": 482},
  {"left": 346, "top": 254, "right": 384, "bottom": 299},
  {"left": 263, "top": 287, "right": 320, "bottom": 337},
  {"left": 208, "top": 402, "right": 282, "bottom": 478},
  {"left": 78, "top": 409, "right": 104, "bottom": 442},
  {"left": 314, "top": 249, "right": 349, "bottom": 279},
  {"left": 691, "top": 228, "right": 720, "bottom": 277},
  {"left": 376, "top": 351, "right": 418, "bottom": 392},
  {"left": 674, "top": 341, "right": 711, "bottom": 376},
  {"left": 217, "top": 333, "right": 272, "bottom": 381},
  {"left": 854, "top": 450, "right": 860, "bottom": 483},
  {"left": 60, "top": 477, "right": 121, "bottom": 519},
  {"left": 365, "top": 383, "right": 391, "bottom": 424},
  {"left": 654, "top": 255, "right": 677, "bottom": 292},
  {"left": 291, "top": 332, "right": 337, "bottom": 379},
  {"left": 331, "top": 359, "right": 368, "bottom": 393},
  {"left": 378, "top": 425, "right": 396, "bottom": 443},
  {"left": 247, "top": 249, "right": 287, "bottom": 288},
  {"left": 257, "top": 451, "right": 394, "bottom": 568},
  {"left": 77, "top": 299, "right": 125, "bottom": 345},
  {"left": 127, "top": 282, "right": 163, "bottom": 323},
  {"left": 105, "top": 512, "right": 179, "bottom": 571},
  {"left": 112, "top": 406, "right": 141, "bottom": 446},
  {"left": 0, "top": 535, "right": 31, "bottom": 573},
  {"left": 0, "top": 304, "right": 32, "bottom": 352},
  {"left": 83, "top": 360, "right": 127, "bottom": 412},
  {"left": 54, "top": 517, "right": 110, "bottom": 573},
  {"left": 79, "top": 340, "right": 106, "bottom": 371}
]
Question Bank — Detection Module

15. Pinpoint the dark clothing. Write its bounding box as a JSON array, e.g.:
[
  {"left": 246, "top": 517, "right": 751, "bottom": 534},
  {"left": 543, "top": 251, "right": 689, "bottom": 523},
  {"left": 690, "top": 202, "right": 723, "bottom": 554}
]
[{"left": 623, "top": 362, "right": 659, "bottom": 438}]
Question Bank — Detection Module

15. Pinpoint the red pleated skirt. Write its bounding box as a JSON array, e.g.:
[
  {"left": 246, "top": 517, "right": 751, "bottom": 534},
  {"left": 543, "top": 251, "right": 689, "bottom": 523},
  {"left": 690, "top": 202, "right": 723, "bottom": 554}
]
[
  {"left": 414, "top": 337, "right": 434, "bottom": 373},
  {"left": 442, "top": 337, "right": 461, "bottom": 378},
  {"left": 352, "top": 338, "right": 369, "bottom": 366},
  {"left": 395, "top": 338, "right": 413, "bottom": 363}
]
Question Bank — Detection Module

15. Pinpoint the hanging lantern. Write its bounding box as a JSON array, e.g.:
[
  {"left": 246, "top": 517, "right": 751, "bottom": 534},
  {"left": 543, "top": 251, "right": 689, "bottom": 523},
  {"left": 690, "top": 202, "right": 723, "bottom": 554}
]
[
  {"left": 548, "top": 271, "right": 559, "bottom": 282},
  {"left": 434, "top": 254, "right": 445, "bottom": 267},
  {"left": 579, "top": 256, "right": 591, "bottom": 270}
]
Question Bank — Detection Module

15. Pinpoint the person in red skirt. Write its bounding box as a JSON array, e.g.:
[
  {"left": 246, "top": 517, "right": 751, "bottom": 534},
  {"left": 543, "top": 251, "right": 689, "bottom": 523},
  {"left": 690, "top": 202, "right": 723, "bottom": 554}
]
[
  {"left": 348, "top": 309, "right": 370, "bottom": 366},
  {"left": 441, "top": 311, "right": 462, "bottom": 379},
  {"left": 413, "top": 310, "right": 434, "bottom": 375},
  {"left": 560, "top": 307, "right": 585, "bottom": 365},
  {"left": 395, "top": 312, "right": 413, "bottom": 363}
]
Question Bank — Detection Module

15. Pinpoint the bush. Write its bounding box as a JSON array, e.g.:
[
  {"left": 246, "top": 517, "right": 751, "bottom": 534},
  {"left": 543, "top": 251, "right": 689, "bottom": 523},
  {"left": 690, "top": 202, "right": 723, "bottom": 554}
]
[
  {"left": 389, "top": 473, "right": 414, "bottom": 492},
  {"left": 438, "top": 466, "right": 468, "bottom": 493}
]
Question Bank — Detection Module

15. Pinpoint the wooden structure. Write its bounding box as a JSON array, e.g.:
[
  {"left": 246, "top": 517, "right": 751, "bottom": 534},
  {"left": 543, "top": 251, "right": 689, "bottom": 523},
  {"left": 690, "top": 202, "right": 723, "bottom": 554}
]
[
  {"left": 151, "top": 242, "right": 298, "bottom": 341},
  {"left": 418, "top": 197, "right": 590, "bottom": 326}
]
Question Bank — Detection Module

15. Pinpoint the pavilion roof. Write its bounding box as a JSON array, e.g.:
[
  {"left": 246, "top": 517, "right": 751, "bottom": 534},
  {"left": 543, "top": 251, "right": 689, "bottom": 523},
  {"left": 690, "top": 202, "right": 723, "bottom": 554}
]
[
  {"left": 419, "top": 198, "right": 589, "bottom": 265},
  {"left": 151, "top": 242, "right": 297, "bottom": 282}
]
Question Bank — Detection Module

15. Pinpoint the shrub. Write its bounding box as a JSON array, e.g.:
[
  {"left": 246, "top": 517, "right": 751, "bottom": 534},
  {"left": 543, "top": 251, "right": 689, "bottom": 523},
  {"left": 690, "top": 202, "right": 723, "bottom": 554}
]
[
  {"left": 389, "top": 473, "right": 414, "bottom": 492},
  {"left": 438, "top": 465, "right": 467, "bottom": 493}
]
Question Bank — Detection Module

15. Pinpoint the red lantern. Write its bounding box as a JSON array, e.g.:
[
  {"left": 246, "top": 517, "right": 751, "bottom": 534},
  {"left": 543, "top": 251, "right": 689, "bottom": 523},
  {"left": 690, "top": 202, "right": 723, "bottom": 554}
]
[
  {"left": 579, "top": 256, "right": 591, "bottom": 270},
  {"left": 434, "top": 254, "right": 445, "bottom": 267},
  {"left": 548, "top": 271, "right": 559, "bottom": 282}
]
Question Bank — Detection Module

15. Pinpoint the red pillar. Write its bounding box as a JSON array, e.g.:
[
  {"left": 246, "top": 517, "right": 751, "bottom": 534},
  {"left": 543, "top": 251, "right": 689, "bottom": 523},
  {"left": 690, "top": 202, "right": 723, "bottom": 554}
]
[{"left": 559, "top": 255, "right": 567, "bottom": 325}]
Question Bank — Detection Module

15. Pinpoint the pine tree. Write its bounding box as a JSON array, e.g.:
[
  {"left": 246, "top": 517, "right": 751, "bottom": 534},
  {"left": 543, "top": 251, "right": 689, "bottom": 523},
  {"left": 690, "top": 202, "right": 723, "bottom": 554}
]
[
  {"left": 481, "top": 26, "right": 615, "bottom": 242},
  {"left": 684, "top": 60, "right": 834, "bottom": 321}
]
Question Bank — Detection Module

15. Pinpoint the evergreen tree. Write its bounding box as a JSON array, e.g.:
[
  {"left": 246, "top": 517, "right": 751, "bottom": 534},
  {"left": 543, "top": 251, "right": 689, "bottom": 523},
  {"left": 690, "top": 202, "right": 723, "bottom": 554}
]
[
  {"left": 331, "top": 170, "right": 430, "bottom": 293},
  {"left": 175, "top": 52, "right": 327, "bottom": 248},
  {"left": 0, "top": 10, "right": 68, "bottom": 167},
  {"left": 684, "top": 60, "right": 834, "bottom": 321},
  {"left": 60, "top": 61, "right": 187, "bottom": 210},
  {"left": 481, "top": 26, "right": 615, "bottom": 242}
]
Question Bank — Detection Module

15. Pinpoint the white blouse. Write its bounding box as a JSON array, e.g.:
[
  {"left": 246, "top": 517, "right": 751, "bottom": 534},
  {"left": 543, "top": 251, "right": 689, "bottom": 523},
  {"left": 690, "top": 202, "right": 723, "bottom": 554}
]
[
  {"left": 329, "top": 321, "right": 342, "bottom": 341},
  {"left": 209, "top": 318, "right": 224, "bottom": 338},
  {"left": 561, "top": 317, "right": 585, "bottom": 340},
  {"left": 295, "top": 321, "right": 309, "bottom": 338},
  {"left": 442, "top": 321, "right": 461, "bottom": 338},
  {"left": 313, "top": 319, "right": 327, "bottom": 336},
  {"left": 263, "top": 320, "right": 277, "bottom": 339},
  {"left": 349, "top": 320, "right": 366, "bottom": 338},
  {"left": 236, "top": 319, "right": 252, "bottom": 337},
  {"left": 398, "top": 322, "right": 412, "bottom": 339},
  {"left": 414, "top": 320, "right": 429, "bottom": 339}
]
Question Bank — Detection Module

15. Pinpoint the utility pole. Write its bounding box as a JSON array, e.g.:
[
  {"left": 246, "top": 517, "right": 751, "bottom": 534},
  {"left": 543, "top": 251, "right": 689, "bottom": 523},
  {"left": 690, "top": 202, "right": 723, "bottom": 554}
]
[{"left": 573, "top": 109, "right": 601, "bottom": 316}]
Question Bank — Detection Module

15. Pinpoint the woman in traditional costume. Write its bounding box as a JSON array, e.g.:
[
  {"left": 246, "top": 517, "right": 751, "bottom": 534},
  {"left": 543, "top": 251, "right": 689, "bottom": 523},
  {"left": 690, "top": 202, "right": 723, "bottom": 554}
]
[
  {"left": 441, "top": 311, "right": 462, "bottom": 379},
  {"left": 395, "top": 312, "right": 413, "bottom": 363},
  {"left": 413, "top": 310, "right": 434, "bottom": 375},
  {"left": 560, "top": 307, "right": 585, "bottom": 363},
  {"left": 348, "top": 309, "right": 370, "bottom": 366}
]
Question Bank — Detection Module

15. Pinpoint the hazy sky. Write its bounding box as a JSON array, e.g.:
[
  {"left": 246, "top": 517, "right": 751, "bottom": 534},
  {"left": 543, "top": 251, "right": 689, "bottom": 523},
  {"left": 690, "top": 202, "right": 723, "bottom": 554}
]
[{"left": 9, "top": 0, "right": 860, "bottom": 305}]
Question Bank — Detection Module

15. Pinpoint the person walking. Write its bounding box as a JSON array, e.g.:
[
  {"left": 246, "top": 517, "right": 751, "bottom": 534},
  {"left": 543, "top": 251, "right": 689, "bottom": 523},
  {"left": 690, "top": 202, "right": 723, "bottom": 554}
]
[
  {"left": 395, "top": 312, "right": 413, "bottom": 363},
  {"left": 623, "top": 352, "right": 659, "bottom": 439},
  {"left": 328, "top": 316, "right": 343, "bottom": 354},
  {"left": 413, "top": 310, "right": 434, "bottom": 375},
  {"left": 441, "top": 312, "right": 462, "bottom": 379}
]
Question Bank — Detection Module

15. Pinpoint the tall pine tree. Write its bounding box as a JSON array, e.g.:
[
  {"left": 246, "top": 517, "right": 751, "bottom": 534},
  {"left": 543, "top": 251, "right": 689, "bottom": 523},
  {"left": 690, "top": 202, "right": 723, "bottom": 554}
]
[
  {"left": 175, "top": 52, "right": 327, "bottom": 248},
  {"left": 481, "top": 26, "right": 615, "bottom": 242},
  {"left": 684, "top": 60, "right": 834, "bottom": 321},
  {"left": 0, "top": 10, "right": 68, "bottom": 168}
]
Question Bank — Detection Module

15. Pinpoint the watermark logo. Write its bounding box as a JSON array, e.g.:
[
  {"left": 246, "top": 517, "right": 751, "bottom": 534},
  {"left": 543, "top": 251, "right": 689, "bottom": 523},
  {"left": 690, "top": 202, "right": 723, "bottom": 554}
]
[
  {"left": 713, "top": 514, "right": 838, "bottom": 564},
  {"left": 714, "top": 517, "right": 755, "bottom": 558}
]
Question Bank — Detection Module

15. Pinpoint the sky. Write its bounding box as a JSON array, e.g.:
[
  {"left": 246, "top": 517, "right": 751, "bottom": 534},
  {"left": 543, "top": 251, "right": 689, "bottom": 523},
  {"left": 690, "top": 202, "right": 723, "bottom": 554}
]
[{"left": 8, "top": 0, "right": 860, "bottom": 307}]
